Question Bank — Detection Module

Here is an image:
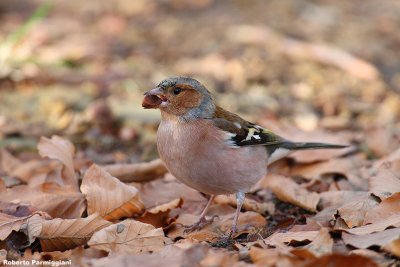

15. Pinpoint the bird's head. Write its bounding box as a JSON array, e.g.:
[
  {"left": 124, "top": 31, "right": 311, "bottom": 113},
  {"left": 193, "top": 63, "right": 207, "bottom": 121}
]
[{"left": 142, "top": 77, "right": 215, "bottom": 119}]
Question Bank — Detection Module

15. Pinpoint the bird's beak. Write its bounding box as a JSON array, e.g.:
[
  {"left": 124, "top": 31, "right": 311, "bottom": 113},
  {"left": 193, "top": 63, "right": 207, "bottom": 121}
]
[{"left": 142, "top": 87, "right": 167, "bottom": 109}]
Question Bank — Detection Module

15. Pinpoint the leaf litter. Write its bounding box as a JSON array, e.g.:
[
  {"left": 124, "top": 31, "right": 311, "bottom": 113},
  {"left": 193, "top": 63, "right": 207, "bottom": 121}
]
[{"left": 1, "top": 0, "right": 400, "bottom": 266}]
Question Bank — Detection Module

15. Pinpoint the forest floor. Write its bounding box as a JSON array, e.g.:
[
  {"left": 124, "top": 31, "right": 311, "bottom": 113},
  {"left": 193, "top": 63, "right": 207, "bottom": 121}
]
[{"left": 1, "top": 0, "right": 400, "bottom": 266}]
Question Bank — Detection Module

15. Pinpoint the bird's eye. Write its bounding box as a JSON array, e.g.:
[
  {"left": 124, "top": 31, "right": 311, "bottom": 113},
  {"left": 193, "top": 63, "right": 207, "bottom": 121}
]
[{"left": 173, "top": 87, "right": 182, "bottom": 95}]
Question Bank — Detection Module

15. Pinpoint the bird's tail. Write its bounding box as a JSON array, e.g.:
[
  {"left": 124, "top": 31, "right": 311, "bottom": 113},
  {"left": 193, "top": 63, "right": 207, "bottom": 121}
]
[
  {"left": 289, "top": 142, "right": 348, "bottom": 150},
  {"left": 267, "top": 141, "right": 348, "bottom": 164}
]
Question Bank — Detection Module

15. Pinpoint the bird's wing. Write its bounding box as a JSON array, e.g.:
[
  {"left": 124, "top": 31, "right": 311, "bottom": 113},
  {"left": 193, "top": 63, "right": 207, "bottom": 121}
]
[
  {"left": 211, "top": 106, "right": 347, "bottom": 164},
  {"left": 211, "top": 106, "right": 285, "bottom": 148}
]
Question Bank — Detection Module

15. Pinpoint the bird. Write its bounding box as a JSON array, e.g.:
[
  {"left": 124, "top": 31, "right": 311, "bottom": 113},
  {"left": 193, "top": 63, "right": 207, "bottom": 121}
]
[{"left": 142, "top": 76, "right": 347, "bottom": 237}]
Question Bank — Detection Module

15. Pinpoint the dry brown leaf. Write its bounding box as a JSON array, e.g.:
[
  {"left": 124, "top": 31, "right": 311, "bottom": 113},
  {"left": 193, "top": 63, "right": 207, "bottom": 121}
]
[
  {"left": 8, "top": 159, "right": 60, "bottom": 184},
  {"left": 369, "top": 162, "right": 400, "bottom": 200},
  {"left": 373, "top": 146, "right": 400, "bottom": 171},
  {"left": 261, "top": 174, "right": 320, "bottom": 212},
  {"left": 0, "top": 184, "right": 85, "bottom": 219},
  {"left": 0, "top": 201, "right": 37, "bottom": 218},
  {"left": 85, "top": 244, "right": 207, "bottom": 267},
  {"left": 137, "top": 198, "right": 183, "bottom": 228},
  {"left": 290, "top": 156, "right": 368, "bottom": 190},
  {"left": 102, "top": 158, "right": 168, "bottom": 182},
  {"left": 319, "top": 191, "right": 370, "bottom": 210},
  {"left": 138, "top": 177, "right": 206, "bottom": 214},
  {"left": 383, "top": 239, "right": 400, "bottom": 257},
  {"left": 220, "top": 211, "right": 266, "bottom": 238},
  {"left": 29, "top": 213, "right": 111, "bottom": 252},
  {"left": 88, "top": 219, "right": 167, "bottom": 254},
  {"left": 23, "top": 213, "right": 44, "bottom": 244},
  {"left": 342, "top": 228, "right": 400, "bottom": 249},
  {"left": 250, "top": 246, "right": 304, "bottom": 267},
  {"left": 300, "top": 228, "right": 333, "bottom": 257},
  {"left": 249, "top": 247, "right": 281, "bottom": 267},
  {"left": 0, "top": 149, "right": 22, "bottom": 175},
  {"left": 364, "top": 192, "right": 400, "bottom": 224},
  {"left": 200, "top": 248, "right": 239, "bottom": 267},
  {"left": 263, "top": 231, "right": 319, "bottom": 247},
  {"left": 345, "top": 214, "right": 400, "bottom": 235},
  {"left": 37, "top": 135, "right": 78, "bottom": 191},
  {"left": 18, "top": 247, "right": 108, "bottom": 267},
  {"left": 302, "top": 254, "right": 378, "bottom": 267},
  {"left": 168, "top": 211, "right": 265, "bottom": 242},
  {"left": 350, "top": 249, "right": 397, "bottom": 267},
  {"left": 81, "top": 164, "right": 144, "bottom": 221},
  {"left": 337, "top": 195, "right": 379, "bottom": 228},
  {"left": 214, "top": 195, "right": 274, "bottom": 215},
  {"left": 0, "top": 212, "right": 36, "bottom": 240},
  {"left": 0, "top": 180, "right": 5, "bottom": 192}
]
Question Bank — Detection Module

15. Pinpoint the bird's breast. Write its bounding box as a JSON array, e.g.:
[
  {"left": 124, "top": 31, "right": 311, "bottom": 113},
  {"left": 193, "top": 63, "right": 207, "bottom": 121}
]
[{"left": 157, "top": 118, "right": 267, "bottom": 195}]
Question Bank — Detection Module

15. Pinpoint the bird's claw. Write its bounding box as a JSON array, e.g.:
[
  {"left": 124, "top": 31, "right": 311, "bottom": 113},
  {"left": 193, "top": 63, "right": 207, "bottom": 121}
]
[{"left": 183, "top": 215, "right": 218, "bottom": 233}]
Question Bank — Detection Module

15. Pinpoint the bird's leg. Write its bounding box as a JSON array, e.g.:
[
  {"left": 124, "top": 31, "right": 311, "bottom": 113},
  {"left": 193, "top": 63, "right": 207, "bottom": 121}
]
[
  {"left": 228, "top": 192, "right": 245, "bottom": 238},
  {"left": 184, "top": 195, "right": 216, "bottom": 233}
]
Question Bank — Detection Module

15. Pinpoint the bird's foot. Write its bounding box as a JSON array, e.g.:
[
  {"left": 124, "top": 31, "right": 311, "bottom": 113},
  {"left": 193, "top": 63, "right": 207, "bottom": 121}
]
[
  {"left": 228, "top": 225, "right": 237, "bottom": 239},
  {"left": 184, "top": 215, "right": 218, "bottom": 233}
]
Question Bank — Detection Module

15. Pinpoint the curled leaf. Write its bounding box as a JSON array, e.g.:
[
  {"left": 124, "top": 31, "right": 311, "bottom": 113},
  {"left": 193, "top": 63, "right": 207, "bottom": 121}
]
[
  {"left": 37, "top": 136, "right": 78, "bottom": 191},
  {"left": 80, "top": 164, "right": 145, "bottom": 221},
  {"left": 261, "top": 174, "right": 320, "bottom": 212},
  {"left": 137, "top": 198, "right": 183, "bottom": 228}
]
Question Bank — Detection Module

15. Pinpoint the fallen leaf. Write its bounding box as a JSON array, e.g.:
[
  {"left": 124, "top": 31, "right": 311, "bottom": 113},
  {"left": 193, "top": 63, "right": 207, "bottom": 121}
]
[
  {"left": 302, "top": 254, "right": 378, "bottom": 267},
  {"left": 250, "top": 245, "right": 305, "bottom": 267},
  {"left": 369, "top": 162, "right": 400, "bottom": 200},
  {"left": 373, "top": 146, "right": 400, "bottom": 171},
  {"left": 261, "top": 174, "right": 320, "bottom": 212},
  {"left": 0, "top": 212, "right": 36, "bottom": 240},
  {"left": 364, "top": 192, "right": 400, "bottom": 224},
  {"left": 138, "top": 177, "right": 206, "bottom": 215},
  {"left": 290, "top": 156, "right": 368, "bottom": 190},
  {"left": 88, "top": 219, "right": 168, "bottom": 254},
  {"left": 297, "top": 228, "right": 333, "bottom": 257},
  {"left": 249, "top": 247, "right": 281, "bottom": 266},
  {"left": 23, "top": 213, "right": 43, "bottom": 245},
  {"left": 263, "top": 231, "right": 319, "bottom": 247},
  {"left": 102, "top": 158, "right": 168, "bottom": 183},
  {"left": 345, "top": 214, "right": 400, "bottom": 235},
  {"left": 0, "top": 180, "right": 5, "bottom": 192},
  {"left": 0, "top": 183, "right": 85, "bottom": 219},
  {"left": 37, "top": 135, "right": 78, "bottom": 191},
  {"left": 137, "top": 198, "right": 183, "bottom": 228},
  {"left": 342, "top": 228, "right": 400, "bottom": 249},
  {"left": 219, "top": 211, "right": 266, "bottom": 237},
  {"left": 337, "top": 195, "right": 379, "bottom": 228},
  {"left": 214, "top": 195, "right": 274, "bottom": 215},
  {"left": 81, "top": 164, "right": 144, "bottom": 221},
  {"left": 85, "top": 244, "right": 206, "bottom": 267},
  {"left": 169, "top": 210, "right": 265, "bottom": 241},
  {"left": 7, "top": 159, "right": 60, "bottom": 184},
  {"left": 319, "top": 191, "right": 370, "bottom": 210},
  {"left": 0, "top": 202, "right": 35, "bottom": 217},
  {"left": 383, "top": 239, "right": 400, "bottom": 257},
  {"left": 200, "top": 248, "right": 239, "bottom": 267},
  {"left": 0, "top": 149, "right": 21, "bottom": 175},
  {"left": 350, "top": 249, "right": 397, "bottom": 266},
  {"left": 29, "top": 213, "right": 111, "bottom": 252}
]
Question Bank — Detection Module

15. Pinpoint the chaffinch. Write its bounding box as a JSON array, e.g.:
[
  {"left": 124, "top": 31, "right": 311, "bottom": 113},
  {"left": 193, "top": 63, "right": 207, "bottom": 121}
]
[{"left": 142, "top": 77, "right": 346, "bottom": 237}]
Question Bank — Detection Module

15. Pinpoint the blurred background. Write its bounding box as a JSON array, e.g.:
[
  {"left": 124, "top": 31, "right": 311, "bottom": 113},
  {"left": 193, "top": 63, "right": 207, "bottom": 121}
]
[{"left": 0, "top": 0, "right": 399, "bottom": 163}]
